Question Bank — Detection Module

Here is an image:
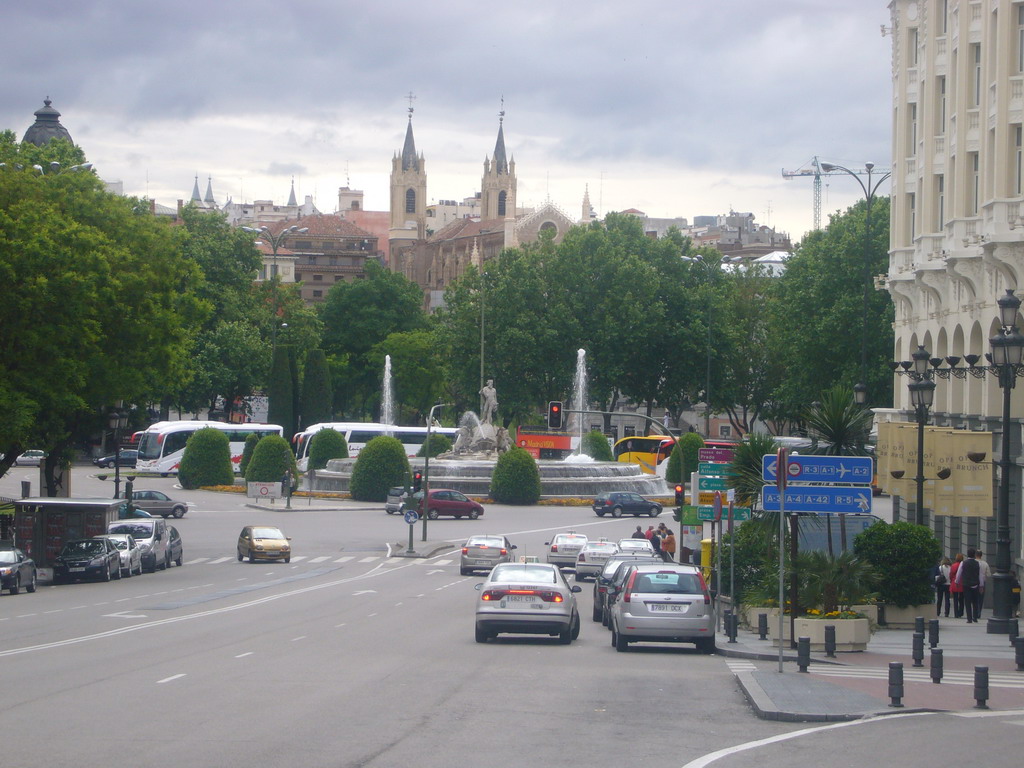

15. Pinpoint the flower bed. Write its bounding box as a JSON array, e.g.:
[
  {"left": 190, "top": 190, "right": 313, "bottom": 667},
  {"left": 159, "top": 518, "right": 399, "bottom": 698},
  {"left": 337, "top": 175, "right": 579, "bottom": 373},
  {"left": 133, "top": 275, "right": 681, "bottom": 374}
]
[{"left": 793, "top": 616, "right": 870, "bottom": 652}]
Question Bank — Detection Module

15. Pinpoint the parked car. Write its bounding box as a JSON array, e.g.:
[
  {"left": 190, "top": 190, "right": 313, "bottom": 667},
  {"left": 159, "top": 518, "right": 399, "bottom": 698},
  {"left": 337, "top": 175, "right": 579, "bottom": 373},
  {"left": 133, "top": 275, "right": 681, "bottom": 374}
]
[
  {"left": 413, "top": 489, "right": 484, "bottom": 520},
  {"left": 0, "top": 546, "right": 37, "bottom": 594},
  {"left": 608, "top": 562, "right": 716, "bottom": 653},
  {"left": 107, "top": 518, "right": 168, "bottom": 573},
  {"left": 93, "top": 449, "right": 138, "bottom": 469},
  {"left": 460, "top": 534, "right": 517, "bottom": 575},
  {"left": 53, "top": 538, "right": 121, "bottom": 583},
  {"left": 119, "top": 489, "right": 190, "bottom": 518},
  {"left": 167, "top": 525, "right": 183, "bottom": 567},
  {"left": 95, "top": 533, "right": 143, "bottom": 577},
  {"left": 237, "top": 525, "right": 291, "bottom": 563},
  {"left": 385, "top": 486, "right": 408, "bottom": 514},
  {"left": 474, "top": 562, "right": 581, "bottom": 644},
  {"left": 592, "top": 553, "right": 662, "bottom": 623},
  {"left": 573, "top": 539, "right": 619, "bottom": 581},
  {"left": 13, "top": 450, "right": 46, "bottom": 466},
  {"left": 545, "top": 531, "right": 588, "bottom": 568},
  {"left": 616, "top": 538, "right": 656, "bottom": 555},
  {"left": 593, "top": 491, "right": 662, "bottom": 518}
]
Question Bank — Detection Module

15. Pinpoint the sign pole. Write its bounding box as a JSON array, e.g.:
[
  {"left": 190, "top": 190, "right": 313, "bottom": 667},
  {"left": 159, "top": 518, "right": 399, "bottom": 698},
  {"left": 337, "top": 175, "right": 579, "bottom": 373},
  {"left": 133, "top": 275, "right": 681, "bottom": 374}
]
[{"left": 776, "top": 447, "right": 787, "bottom": 673}]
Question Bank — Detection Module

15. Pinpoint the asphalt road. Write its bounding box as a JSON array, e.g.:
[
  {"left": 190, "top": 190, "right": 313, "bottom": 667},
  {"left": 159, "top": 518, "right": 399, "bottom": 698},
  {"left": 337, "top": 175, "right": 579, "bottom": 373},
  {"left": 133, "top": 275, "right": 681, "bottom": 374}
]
[{"left": 0, "top": 467, "right": 980, "bottom": 768}]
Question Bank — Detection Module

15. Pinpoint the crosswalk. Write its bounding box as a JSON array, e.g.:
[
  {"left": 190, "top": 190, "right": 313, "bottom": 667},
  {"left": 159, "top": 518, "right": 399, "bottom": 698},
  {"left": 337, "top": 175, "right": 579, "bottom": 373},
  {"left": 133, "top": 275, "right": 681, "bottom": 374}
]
[{"left": 184, "top": 555, "right": 455, "bottom": 567}]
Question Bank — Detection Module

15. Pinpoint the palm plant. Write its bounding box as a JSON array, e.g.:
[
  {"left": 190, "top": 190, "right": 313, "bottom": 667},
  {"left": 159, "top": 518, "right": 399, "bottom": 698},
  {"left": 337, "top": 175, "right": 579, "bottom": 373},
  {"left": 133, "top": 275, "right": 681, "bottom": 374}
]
[
  {"left": 797, "top": 550, "right": 878, "bottom": 614},
  {"left": 726, "top": 431, "right": 778, "bottom": 509},
  {"left": 804, "top": 384, "right": 872, "bottom": 456}
]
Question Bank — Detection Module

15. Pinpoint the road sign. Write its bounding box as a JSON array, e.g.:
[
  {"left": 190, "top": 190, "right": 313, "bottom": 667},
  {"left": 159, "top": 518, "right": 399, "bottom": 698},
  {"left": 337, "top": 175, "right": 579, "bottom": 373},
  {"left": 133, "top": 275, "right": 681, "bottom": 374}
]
[
  {"left": 698, "top": 475, "right": 729, "bottom": 492},
  {"left": 762, "top": 454, "right": 873, "bottom": 485},
  {"left": 762, "top": 486, "right": 873, "bottom": 514},
  {"left": 698, "top": 505, "right": 751, "bottom": 521},
  {"left": 404, "top": 509, "right": 419, "bottom": 524},
  {"left": 697, "top": 491, "right": 719, "bottom": 505},
  {"left": 699, "top": 446, "right": 734, "bottom": 463},
  {"left": 246, "top": 481, "right": 280, "bottom": 499},
  {"left": 699, "top": 461, "right": 729, "bottom": 476}
]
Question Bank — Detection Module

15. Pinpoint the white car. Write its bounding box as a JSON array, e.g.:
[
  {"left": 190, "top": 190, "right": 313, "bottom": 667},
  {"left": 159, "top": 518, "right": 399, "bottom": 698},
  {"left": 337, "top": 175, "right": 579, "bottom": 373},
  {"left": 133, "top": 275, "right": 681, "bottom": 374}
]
[
  {"left": 545, "top": 531, "right": 589, "bottom": 568},
  {"left": 94, "top": 533, "right": 144, "bottom": 577},
  {"left": 574, "top": 540, "right": 619, "bottom": 581},
  {"left": 14, "top": 450, "right": 46, "bottom": 466},
  {"left": 616, "top": 538, "right": 656, "bottom": 555},
  {"left": 474, "top": 562, "right": 582, "bottom": 644}
]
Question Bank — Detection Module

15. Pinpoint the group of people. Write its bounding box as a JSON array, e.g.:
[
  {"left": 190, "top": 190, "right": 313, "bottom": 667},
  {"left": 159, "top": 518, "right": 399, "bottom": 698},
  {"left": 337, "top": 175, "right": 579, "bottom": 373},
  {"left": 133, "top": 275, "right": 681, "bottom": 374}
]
[
  {"left": 933, "top": 548, "right": 1022, "bottom": 622},
  {"left": 631, "top": 523, "right": 677, "bottom": 563}
]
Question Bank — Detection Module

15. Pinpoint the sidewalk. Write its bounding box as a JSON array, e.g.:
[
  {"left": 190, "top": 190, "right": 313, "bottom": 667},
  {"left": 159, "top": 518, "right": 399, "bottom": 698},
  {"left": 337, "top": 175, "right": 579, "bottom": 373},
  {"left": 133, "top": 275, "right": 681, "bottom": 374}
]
[{"left": 720, "top": 614, "right": 1024, "bottom": 721}]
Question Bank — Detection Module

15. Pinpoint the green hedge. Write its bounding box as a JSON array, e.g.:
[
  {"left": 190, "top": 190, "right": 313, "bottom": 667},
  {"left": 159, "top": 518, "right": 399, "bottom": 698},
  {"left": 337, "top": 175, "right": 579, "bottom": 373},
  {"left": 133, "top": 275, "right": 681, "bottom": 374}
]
[
  {"left": 581, "top": 430, "right": 613, "bottom": 461},
  {"left": 490, "top": 447, "right": 541, "bottom": 505},
  {"left": 179, "top": 428, "right": 235, "bottom": 489},
  {"left": 244, "top": 435, "right": 300, "bottom": 486},
  {"left": 853, "top": 521, "right": 941, "bottom": 607},
  {"left": 349, "top": 436, "right": 410, "bottom": 502},
  {"left": 309, "top": 428, "right": 348, "bottom": 470},
  {"left": 417, "top": 433, "right": 452, "bottom": 458}
]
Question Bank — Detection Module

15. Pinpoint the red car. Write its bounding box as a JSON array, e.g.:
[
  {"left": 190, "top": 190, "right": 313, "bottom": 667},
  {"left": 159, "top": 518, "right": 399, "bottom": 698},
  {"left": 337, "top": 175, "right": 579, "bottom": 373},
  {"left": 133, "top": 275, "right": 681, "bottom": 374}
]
[{"left": 413, "top": 489, "right": 484, "bottom": 520}]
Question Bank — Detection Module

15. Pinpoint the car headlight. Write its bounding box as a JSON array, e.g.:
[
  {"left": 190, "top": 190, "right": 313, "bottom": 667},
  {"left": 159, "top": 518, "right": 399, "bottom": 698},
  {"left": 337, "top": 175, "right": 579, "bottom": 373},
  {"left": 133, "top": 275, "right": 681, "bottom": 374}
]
[
  {"left": 138, "top": 543, "right": 152, "bottom": 553},
  {"left": 0, "top": 566, "right": 12, "bottom": 576},
  {"left": 90, "top": 557, "right": 105, "bottom": 565}
]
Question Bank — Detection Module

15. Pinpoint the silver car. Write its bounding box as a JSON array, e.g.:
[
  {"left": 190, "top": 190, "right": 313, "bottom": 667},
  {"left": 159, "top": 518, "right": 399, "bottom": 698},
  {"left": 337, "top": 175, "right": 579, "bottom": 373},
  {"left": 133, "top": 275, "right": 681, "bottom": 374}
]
[
  {"left": 545, "top": 531, "right": 589, "bottom": 568},
  {"left": 616, "top": 538, "right": 655, "bottom": 555},
  {"left": 460, "top": 534, "right": 517, "bottom": 575},
  {"left": 474, "top": 562, "right": 582, "bottom": 644},
  {"left": 385, "top": 486, "right": 408, "bottom": 515},
  {"left": 95, "top": 533, "right": 143, "bottom": 577},
  {"left": 574, "top": 540, "right": 619, "bottom": 581},
  {"left": 608, "top": 563, "right": 716, "bottom": 653}
]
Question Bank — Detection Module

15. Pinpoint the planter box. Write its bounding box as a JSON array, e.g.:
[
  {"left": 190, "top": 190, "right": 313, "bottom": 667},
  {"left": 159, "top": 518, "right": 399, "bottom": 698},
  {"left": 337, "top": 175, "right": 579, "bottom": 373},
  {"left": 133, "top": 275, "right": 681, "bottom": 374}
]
[
  {"left": 792, "top": 617, "right": 871, "bottom": 652},
  {"left": 742, "top": 604, "right": 877, "bottom": 630},
  {"left": 880, "top": 603, "right": 933, "bottom": 628}
]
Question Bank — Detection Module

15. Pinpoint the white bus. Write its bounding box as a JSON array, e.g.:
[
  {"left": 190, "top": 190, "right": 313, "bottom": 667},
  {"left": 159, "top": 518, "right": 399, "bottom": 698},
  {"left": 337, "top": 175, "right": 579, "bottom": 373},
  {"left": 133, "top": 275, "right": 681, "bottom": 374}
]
[
  {"left": 294, "top": 422, "right": 459, "bottom": 471},
  {"left": 136, "top": 421, "right": 284, "bottom": 475}
]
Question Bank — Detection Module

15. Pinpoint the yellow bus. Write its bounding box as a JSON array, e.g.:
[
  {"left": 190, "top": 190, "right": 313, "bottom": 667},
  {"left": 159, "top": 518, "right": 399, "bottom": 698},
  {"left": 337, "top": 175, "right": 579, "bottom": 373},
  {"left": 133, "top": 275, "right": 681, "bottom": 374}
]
[{"left": 612, "top": 436, "right": 676, "bottom": 474}]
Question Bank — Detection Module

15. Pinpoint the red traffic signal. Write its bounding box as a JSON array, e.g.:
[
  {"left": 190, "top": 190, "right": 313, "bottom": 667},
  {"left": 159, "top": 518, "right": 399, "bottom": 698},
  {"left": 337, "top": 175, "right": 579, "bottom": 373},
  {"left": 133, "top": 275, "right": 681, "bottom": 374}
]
[
  {"left": 413, "top": 471, "right": 423, "bottom": 492},
  {"left": 674, "top": 484, "right": 685, "bottom": 506},
  {"left": 547, "top": 401, "right": 563, "bottom": 429}
]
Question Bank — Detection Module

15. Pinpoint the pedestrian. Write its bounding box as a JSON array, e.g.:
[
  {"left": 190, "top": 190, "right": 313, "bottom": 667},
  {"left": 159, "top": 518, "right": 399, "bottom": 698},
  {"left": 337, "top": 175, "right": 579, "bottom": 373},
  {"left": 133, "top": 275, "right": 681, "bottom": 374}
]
[
  {"left": 976, "top": 549, "right": 992, "bottom": 617},
  {"left": 650, "top": 530, "right": 662, "bottom": 556},
  {"left": 935, "top": 556, "right": 951, "bottom": 617},
  {"left": 661, "top": 529, "right": 676, "bottom": 563},
  {"left": 631, "top": 525, "right": 646, "bottom": 539},
  {"left": 644, "top": 526, "right": 655, "bottom": 540},
  {"left": 949, "top": 553, "right": 965, "bottom": 618},
  {"left": 1012, "top": 568, "right": 1021, "bottom": 617},
  {"left": 657, "top": 522, "right": 668, "bottom": 537},
  {"left": 956, "top": 547, "right": 984, "bottom": 623}
]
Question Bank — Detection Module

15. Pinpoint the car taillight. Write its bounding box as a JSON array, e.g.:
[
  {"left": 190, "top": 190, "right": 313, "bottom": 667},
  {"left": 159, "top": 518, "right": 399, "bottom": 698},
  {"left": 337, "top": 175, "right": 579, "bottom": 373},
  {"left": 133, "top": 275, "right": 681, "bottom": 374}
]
[
  {"left": 578, "top": 553, "right": 586, "bottom": 562},
  {"left": 500, "top": 548, "right": 507, "bottom": 556},
  {"left": 461, "top": 547, "right": 469, "bottom": 555},
  {"left": 604, "top": 500, "right": 613, "bottom": 506},
  {"left": 623, "top": 571, "right": 637, "bottom": 602},
  {"left": 698, "top": 572, "right": 711, "bottom": 604},
  {"left": 482, "top": 589, "right": 505, "bottom": 601},
  {"left": 550, "top": 544, "right": 558, "bottom": 552}
]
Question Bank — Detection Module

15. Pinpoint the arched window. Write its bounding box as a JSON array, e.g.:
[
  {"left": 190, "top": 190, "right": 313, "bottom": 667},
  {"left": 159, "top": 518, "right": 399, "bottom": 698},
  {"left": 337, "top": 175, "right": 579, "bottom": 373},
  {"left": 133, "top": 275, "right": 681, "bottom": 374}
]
[
  {"left": 406, "top": 189, "right": 416, "bottom": 214},
  {"left": 498, "top": 190, "right": 507, "bottom": 217},
  {"left": 539, "top": 221, "right": 557, "bottom": 233}
]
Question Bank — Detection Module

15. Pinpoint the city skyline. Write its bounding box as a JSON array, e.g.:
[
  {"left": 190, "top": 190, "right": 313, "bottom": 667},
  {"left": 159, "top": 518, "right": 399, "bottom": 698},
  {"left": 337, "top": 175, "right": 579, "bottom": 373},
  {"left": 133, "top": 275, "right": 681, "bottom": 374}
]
[{"left": 1, "top": 0, "right": 892, "bottom": 241}]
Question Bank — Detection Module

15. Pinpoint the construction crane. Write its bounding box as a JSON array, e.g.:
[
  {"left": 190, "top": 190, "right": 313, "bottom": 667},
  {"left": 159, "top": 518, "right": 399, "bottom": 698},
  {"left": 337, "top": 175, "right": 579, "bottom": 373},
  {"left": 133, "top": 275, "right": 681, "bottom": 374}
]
[{"left": 782, "top": 157, "right": 889, "bottom": 231}]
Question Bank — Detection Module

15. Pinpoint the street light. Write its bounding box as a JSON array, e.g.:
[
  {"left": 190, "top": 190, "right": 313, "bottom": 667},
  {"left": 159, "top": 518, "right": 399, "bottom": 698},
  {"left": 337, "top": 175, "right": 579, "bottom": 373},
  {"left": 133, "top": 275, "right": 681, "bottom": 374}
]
[
  {"left": 479, "top": 271, "right": 489, "bottom": 416},
  {"left": 107, "top": 406, "right": 129, "bottom": 499},
  {"left": 819, "top": 161, "right": 891, "bottom": 404},
  {"left": 242, "top": 224, "right": 308, "bottom": 282},
  {"left": 421, "top": 402, "right": 452, "bottom": 543},
  {"left": 906, "top": 363, "right": 935, "bottom": 527}
]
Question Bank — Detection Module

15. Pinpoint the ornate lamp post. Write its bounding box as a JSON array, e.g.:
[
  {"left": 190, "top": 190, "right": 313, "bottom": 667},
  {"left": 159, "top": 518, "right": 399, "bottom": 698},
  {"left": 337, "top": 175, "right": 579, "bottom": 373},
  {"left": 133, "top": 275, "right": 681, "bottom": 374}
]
[
  {"left": 107, "top": 406, "right": 128, "bottom": 499},
  {"left": 906, "top": 345, "right": 936, "bottom": 526}
]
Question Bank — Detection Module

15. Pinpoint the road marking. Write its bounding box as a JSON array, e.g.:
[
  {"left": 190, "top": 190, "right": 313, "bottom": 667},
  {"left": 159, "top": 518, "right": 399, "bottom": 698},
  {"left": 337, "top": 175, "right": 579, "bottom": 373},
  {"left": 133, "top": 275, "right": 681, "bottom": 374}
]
[
  {"left": 358, "top": 556, "right": 378, "bottom": 563},
  {"left": 104, "top": 611, "right": 148, "bottom": 619},
  {"left": 291, "top": 636, "right": 306, "bottom": 642},
  {"left": 309, "top": 556, "right": 331, "bottom": 563},
  {"left": 16, "top": 613, "right": 38, "bottom": 619},
  {"left": 726, "top": 660, "right": 757, "bottom": 673},
  {"left": 352, "top": 590, "right": 377, "bottom": 596},
  {"left": 187, "top": 558, "right": 210, "bottom": 564},
  {"left": 208, "top": 557, "right": 231, "bottom": 564},
  {"left": 289, "top": 556, "right": 307, "bottom": 562},
  {"left": 335, "top": 556, "right": 355, "bottom": 563},
  {"left": 434, "top": 559, "right": 453, "bottom": 566},
  {"left": 235, "top": 652, "right": 253, "bottom": 658},
  {"left": 157, "top": 674, "right": 186, "bottom": 684},
  {"left": 812, "top": 668, "right": 1024, "bottom": 688}
]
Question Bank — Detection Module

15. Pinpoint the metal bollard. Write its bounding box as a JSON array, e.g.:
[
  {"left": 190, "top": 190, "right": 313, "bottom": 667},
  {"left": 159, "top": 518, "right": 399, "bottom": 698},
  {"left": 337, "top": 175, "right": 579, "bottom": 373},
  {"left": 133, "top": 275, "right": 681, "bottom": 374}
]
[
  {"left": 912, "top": 632, "right": 925, "bottom": 667},
  {"left": 1015, "top": 637, "right": 1024, "bottom": 672},
  {"left": 758, "top": 612, "right": 768, "bottom": 641},
  {"left": 1009, "top": 619, "right": 1019, "bottom": 647},
  {"left": 914, "top": 616, "right": 925, "bottom": 635},
  {"left": 824, "top": 624, "right": 836, "bottom": 658},
  {"left": 930, "top": 648, "right": 943, "bottom": 684},
  {"left": 928, "top": 618, "right": 940, "bottom": 649},
  {"left": 724, "top": 609, "right": 732, "bottom": 641},
  {"left": 974, "top": 666, "right": 989, "bottom": 709},
  {"left": 729, "top": 612, "right": 739, "bottom": 643},
  {"left": 797, "top": 636, "right": 810, "bottom": 672},
  {"left": 888, "top": 662, "right": 905, "bottom": 707}
]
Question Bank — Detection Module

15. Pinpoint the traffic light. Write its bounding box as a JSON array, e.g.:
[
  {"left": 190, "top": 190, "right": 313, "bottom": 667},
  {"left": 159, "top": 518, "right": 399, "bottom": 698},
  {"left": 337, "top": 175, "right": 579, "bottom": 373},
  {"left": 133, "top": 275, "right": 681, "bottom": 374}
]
[
  {"left": 413, "top": 471, "right": 423, "bottom": 493},
  {"left": 547, "top": 401, "right": 563, "bottom": 429},
  {"left": 674, "top": 483, "right": 685, "bottom": 506}
]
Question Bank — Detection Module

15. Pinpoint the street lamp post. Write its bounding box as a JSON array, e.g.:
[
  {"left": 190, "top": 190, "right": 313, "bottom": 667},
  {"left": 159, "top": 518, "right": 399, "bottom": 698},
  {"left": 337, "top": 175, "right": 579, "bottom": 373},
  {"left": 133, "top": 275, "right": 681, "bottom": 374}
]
[
  {"left": 421, "top": 402, "right": 452, "bottom": 543},
  {"left": 682, "top": 255, "right": 730, "bottom": 437},
  {"left": 906, "top": 345, "right": 936, "bottom": 526},
  {"left": 107, "top": 406, "right": 128, "bottom": 499},
  {"left": 479, "top": 271, "right": 488, "bottom": 416},
  {"left": 820, "top": 161, "right": 891, "bottom": 404}
]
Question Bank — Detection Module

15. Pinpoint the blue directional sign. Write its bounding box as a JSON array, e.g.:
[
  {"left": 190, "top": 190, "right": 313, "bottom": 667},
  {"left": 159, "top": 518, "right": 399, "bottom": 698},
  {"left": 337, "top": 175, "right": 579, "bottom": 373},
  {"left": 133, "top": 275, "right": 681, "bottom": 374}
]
[
  {"left": 404, "top": 509, "right": 420, "bottom": 524},
  {"left": 762, "top": 455, "right": 873, "bottom": 485},
  {"left": 762, "top": 486, "right": 873, "bottom": 514}
]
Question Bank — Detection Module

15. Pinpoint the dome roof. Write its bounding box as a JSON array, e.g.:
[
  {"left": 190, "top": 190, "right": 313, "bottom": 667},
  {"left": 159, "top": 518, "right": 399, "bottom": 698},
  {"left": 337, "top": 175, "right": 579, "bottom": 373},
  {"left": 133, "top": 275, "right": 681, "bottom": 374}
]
[{"left": 23, "top": 98, "right": 73, "bottom": 147}]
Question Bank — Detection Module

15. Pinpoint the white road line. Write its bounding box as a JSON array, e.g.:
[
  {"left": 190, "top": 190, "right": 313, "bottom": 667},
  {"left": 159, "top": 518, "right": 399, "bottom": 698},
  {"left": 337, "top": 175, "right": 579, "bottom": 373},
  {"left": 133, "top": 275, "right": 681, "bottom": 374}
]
[
  {"left": 358, "top": 556, "right": 379, "bottom": 563},
  {"left": 235, "top": 652, "right": 253, "bottom": 658},
  {"left": 157, "top": 673, "right": 186, "bottom": 684},
  {"left": 186, "top": 558, "right": 210, "bottom": 564},
  {"left": 208, "top": 557, "right": 231, "bottom": 564},
  {"left": 335, "top": 556, "right": 354, "bottom": 563},
  {"left": 309, "top": 556, "right": 331, "bottom": 563},
  {"left": 291, "top": 636, "right": 306, "bottom": 642},
  {"left": 289, "top": 556, "right": 307, "bottom": 562},
  {"left": 434, "top": 559, "right": 453, "bottom": 566}
]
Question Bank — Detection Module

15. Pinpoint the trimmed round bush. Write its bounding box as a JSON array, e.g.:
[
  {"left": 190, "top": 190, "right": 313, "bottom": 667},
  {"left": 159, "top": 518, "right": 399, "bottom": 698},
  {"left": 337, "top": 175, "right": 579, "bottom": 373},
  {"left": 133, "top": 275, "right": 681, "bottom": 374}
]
[
  {"left": 179, "top": 428, "right": 234, "bottom": 490},
  {"left": 581, "top": 430, "right": 613, "bottom": 461},
  {"left": 417, "top": 432, "right": 453, "bottom": 458},
  {"left": 350, "top": 436, "right": 410, "bottom": 502},
  {"left": 490, "top": 446, "right": 541, "bottom": 505},
  {"left": 665, "top": 442, "right": 683, "bottom": 484},
  {"left": 852, "top": 520, "right": 941, "bottom": 607},
  {"left": 679, "top": 432, "right": 705, "bottom": 478},
  {"left": 309, "top": 428, "right": 348, "bottom": 470},
  {"left": 244, "top": 434, "right": 300, "bottom": 487},
  {"left": 239, "top": 432, "right": 260, "bottom": 476}
]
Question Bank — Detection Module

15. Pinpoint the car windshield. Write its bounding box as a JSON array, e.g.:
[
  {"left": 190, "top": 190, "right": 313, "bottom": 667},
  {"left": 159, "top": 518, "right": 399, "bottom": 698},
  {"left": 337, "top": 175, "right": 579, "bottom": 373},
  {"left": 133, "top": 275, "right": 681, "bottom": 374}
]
[
  {"left": 62, "top": 540, "right": 104, "bottom": 556},
  {"left": 585, "top": 543, "right": 618, "bottom": 553},
  {"left": 631, "top": 571, "right": 703, "bottom": 594},
  {"left": 490, "top": 565, "right": 557, "bottom": 584},
  {"left": 0, "top": 551, "right": 19, "bottom": 564},
  {"left": 468, "top": 536, "right": 505, "bottom": 547},
  {"left": 109, "top": 523, "right": 153, "bottom": 538},
  {"left": 556, "top": 535, "right": 587, "bottom": 545},
  {"left": 251, "top": 527, "right": 284, "bottom": 539},
  {"left": 103, "top": 537, "right": 129, "bottom": 550},
  {"left": 388, "top": 488, "right": 405, "bottom": 497}
]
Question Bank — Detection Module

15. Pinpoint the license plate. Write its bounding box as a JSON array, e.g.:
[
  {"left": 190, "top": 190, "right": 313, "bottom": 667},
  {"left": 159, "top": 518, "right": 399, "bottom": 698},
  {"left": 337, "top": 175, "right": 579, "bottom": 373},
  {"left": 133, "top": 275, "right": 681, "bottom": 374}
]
[
  {"left": 70, "top": 567, "right": 86, "bottom": 572},
  {"left": 503, "top": 595, "right": 536, "bottom": 604},
  {"left": 648, "top": 603, "right": 684, "bottom": 612}
]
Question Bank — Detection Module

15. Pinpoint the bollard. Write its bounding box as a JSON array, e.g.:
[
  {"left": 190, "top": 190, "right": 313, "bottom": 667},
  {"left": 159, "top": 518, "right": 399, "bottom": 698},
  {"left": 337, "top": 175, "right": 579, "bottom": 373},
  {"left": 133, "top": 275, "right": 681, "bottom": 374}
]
[
  {"left": 824, "top": 624, "right": 837, "bottom": 658},
  {"left": 724, "top": 609, "right": 732, "bottom": 641},
  {"left": 912, "top": 632, "right": 925, "bottom": 668},
  {"left": 729, "top": 612, "right": 739, "bottom": 643},
  {"left": 928, "top": 618, "right": 940, "bottom": 649},
  {"left": 1015, "top": 636, "right": 1024, "bottom": 672},
  {"left": 758, "top": 612, "right": 768, "bottom": 641},
  {"left": 797, "top": 636, "right": 810, "bottom": 672},
  {"left": 974, "top": 666, "right": 989, "bottom": 709},
  {"left": 1009, "top": 619, "right": 1019, "bottom": 647},
  {"left": 930, "top": 648, "right": 943, "bottom": 684},
  {"left": 888, "top": 662, "right": 905, "bottom": 707},
  {"left": 914, "top": 616, "right": 925, "bottom": 635}
]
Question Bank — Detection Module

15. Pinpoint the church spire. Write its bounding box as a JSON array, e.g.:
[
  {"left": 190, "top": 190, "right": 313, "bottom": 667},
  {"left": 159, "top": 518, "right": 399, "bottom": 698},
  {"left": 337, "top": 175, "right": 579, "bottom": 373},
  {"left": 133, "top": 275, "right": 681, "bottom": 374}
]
[
  {"left": 492, "top": 100, "right": 508, "bottom": 175},
  {"left": 203, "top": 176, "right": 215, "bottom": 204},
  {"left": 287, "top": 177, "right": 297, "bottom": 206},
  {"left": 401, "top": 106, "right": 419, "bottom": 172},
  {"left": 191, "top": 174, "right": 202, "bottom": 202}
]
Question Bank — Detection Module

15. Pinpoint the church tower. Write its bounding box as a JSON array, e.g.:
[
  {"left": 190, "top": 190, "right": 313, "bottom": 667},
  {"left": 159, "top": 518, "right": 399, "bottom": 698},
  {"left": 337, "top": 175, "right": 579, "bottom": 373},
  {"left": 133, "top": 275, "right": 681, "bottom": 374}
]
[
  {"left": 389, "top": 104, "right": 427, "bottom": 244},
  {"left": 480, "top": 106, "right": 516, "bottom": 222}
]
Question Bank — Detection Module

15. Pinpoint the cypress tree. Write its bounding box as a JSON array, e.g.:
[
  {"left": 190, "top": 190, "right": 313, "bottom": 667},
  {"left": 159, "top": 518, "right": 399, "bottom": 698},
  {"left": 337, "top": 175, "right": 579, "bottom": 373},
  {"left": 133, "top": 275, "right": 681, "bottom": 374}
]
[
  {"left": 300, "top": 348, "right": 333, "bottom": 429},
  {"left": 267, "top": 344, "right": 295, "bottom": 440}
]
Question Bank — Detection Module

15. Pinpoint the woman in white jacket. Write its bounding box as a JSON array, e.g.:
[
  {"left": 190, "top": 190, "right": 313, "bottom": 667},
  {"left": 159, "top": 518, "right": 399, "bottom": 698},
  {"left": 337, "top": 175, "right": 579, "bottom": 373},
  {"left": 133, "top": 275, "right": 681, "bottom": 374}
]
[{"left": 935, "top": 556, "right": 952, "bottom": 617}]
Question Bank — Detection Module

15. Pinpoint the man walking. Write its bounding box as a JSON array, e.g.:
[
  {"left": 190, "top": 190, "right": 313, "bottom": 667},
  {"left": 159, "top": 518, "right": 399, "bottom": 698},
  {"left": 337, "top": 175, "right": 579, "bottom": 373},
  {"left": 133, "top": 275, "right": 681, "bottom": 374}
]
[{"left": 957, "top": 547, "right": 984, "bottom": 623}]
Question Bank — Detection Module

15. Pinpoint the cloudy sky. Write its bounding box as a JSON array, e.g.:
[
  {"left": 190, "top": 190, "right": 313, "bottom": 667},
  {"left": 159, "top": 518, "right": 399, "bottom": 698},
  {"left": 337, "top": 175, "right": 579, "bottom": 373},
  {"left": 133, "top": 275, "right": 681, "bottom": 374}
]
[{"left": 2, "top": 0, "right": 893, "bottom": 242}]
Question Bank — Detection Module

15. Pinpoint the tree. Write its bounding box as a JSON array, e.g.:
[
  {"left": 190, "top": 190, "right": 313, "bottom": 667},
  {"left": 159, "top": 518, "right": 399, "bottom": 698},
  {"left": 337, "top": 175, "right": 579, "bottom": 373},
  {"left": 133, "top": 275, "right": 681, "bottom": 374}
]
[
  {"left": 853, "top": 521, "right": 941, "bottom": 607},
  {"left": 299, "top": 348, "right": 333, "bottom": 429},
  {"left": 804, "top": 384, "right": 873, "bottom": 455},
  {"left": 178, "top": 428, "right": 234, "bottom": 489},
  {"left": 490, "top": 447, "right": 542, "bottom": 504},
  {"left": 349, "top": 435, "right": 409, "bottom": 501},
  {"left": 267, "top": 344, "right": 295, "bottom": 439},
  {"left": 308, "top": 427, "right": 348, "bottom": 470},
  {"left": 244, "top": 434, "right": 299, "bottom": 484},
  {"left": 371, "top": 330, "right": 445, "bottom": 425}
]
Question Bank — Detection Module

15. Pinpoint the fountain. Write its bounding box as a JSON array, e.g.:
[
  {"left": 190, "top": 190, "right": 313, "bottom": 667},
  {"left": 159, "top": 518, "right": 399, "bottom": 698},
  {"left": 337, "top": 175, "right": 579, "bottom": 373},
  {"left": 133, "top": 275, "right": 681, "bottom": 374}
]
[
  {"left": 381, "top": 355, "right": 395, "bottom": 426},
  {"left": 570, "top": 348, "right": 588, "bottom": 452}
]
